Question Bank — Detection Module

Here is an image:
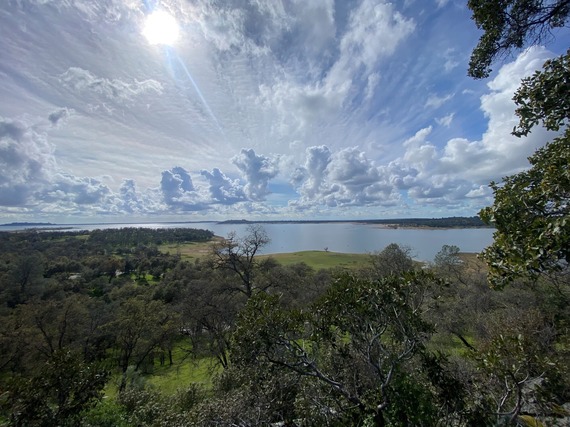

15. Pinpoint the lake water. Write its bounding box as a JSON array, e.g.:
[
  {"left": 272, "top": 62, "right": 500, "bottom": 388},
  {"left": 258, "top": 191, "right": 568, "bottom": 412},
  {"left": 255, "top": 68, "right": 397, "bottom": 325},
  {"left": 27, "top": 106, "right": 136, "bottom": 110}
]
[
  {"left": 2, "top": 222, "right": 495, "bottom": 262},
  {"left": 206, "top": 223, "right": 494, "bottom": 262}
]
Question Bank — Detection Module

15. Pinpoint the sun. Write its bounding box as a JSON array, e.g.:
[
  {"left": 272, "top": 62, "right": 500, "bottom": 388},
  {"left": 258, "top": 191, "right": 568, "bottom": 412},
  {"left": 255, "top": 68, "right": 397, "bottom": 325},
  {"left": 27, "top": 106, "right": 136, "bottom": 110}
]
[{"left": 142, "top": 10, "right": 180, "bottom": 46}]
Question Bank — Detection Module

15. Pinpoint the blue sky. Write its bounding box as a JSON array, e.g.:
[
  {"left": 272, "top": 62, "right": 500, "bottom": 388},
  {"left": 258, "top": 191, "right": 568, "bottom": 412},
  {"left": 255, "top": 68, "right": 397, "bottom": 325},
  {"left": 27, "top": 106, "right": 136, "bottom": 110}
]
[{"left": 0, "top": 0, "right": 568, "bottom": 223}]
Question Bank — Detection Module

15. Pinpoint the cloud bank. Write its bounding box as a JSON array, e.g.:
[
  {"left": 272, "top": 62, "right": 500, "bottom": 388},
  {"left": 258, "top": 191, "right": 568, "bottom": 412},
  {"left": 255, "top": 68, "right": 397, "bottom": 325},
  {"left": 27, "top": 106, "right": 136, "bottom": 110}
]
[{"left": 0, "top": 0, "right": 563, "bottom": 221}]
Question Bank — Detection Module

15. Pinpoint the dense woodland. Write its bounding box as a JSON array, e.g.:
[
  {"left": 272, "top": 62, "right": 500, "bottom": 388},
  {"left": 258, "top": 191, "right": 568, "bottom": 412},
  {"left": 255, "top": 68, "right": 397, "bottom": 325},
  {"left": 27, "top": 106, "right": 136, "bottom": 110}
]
[{"left": 0, "top": 225, "right": 568, "bottom": 426}]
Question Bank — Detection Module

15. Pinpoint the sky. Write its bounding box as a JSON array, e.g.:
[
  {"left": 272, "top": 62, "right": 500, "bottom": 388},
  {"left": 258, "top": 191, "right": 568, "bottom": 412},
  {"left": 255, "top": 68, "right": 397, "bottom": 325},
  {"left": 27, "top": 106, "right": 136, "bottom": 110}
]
[{"left": 0, "top": 0, "right": 568, "bottom": 223}]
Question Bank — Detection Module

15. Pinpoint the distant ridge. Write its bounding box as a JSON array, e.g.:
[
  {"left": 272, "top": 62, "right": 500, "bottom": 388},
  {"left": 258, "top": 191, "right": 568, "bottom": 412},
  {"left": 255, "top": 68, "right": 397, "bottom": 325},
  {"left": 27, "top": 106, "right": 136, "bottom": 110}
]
[
  {"left": 0, "top": 222, "right": 56, "bottom": 227},
  {"left": 218, "top": 216, "right": 489, "bottom": 228}
]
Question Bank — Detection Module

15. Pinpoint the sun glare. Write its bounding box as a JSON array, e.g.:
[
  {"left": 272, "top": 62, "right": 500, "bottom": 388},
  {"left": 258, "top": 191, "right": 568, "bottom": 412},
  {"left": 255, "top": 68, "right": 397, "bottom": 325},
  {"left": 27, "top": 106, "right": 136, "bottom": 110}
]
[{"left": 142, "top": 10, "right": 180, "bottom": 46}]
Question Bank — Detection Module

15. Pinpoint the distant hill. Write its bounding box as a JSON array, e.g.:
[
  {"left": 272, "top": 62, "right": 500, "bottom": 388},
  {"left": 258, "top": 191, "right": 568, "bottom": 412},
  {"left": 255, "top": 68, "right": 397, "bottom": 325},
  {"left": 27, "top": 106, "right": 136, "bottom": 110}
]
[
  {"left": 361, "top": 216, "right": 488, "bottom": 228},
  {"left": 218, "top": 216, "right": 490, "bottom": 228},
  {"left": 0, "top": 222, "right": 56, "bottom": 227}
]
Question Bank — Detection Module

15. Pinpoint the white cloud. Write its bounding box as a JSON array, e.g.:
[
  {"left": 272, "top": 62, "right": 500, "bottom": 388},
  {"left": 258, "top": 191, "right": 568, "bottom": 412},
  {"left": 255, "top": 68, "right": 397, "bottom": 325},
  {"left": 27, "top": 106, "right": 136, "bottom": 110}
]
[
  {"left": 232, "top": 149, "right": 279, "bottom": 201},
  {"left": 46, "top": 174, "right": 112, "bottom": 205},
  {"left": 439, "top": 46, "right": 555, "bottom": 181},
  {"left": 0, "top": 116, "right": 56, "bottom": 206},
  {"left": 292, "top": 145, "right": 399, "bottom": 209},
  {"left": 435, "top": 112, "right": 455, "bottom": 127},
  {"left": 327, "top": 0, "right": 415, "bottom": 88},
  {"left": 200, "top": 168, "right": 246, "bottom": 204},
  {"left": 160, "top": 166, "right": 206, "bottom": 211},
  {"left": 255, "top": 0, "right": 415, "bottom": 137},
  {"left": 59, "top": 67, "right": 163, "bottom": 106},
  {"left": 0, "top": 1, "right": 563, "bottom": 221},
  {"left": 118, "top": 179, "right": 144, "bottom": 214},
  {"left": 392, "top": 46, "right": 557, "bottom": 205},
  {"left": 425, "top": 93, "right": 454, "bottom": 109},
  {"left": 443, "top": 48, "right": 459, "bottom": 72}
]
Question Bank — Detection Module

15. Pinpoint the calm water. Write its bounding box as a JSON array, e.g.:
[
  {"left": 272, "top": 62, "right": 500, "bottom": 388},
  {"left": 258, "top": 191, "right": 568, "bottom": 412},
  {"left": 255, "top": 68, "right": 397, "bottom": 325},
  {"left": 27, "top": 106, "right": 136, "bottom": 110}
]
[
  {"left": 2, "top": 222, "right": 495, "bottom": 262},
  {"left": 206, "top": 223, "right": 494, "bottom": 262}
]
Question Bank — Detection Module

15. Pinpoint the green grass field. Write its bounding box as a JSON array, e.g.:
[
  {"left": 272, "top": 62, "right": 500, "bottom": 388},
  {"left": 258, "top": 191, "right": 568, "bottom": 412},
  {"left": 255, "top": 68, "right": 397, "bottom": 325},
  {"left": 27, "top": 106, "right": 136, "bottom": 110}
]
[
  {"left": 259, "top": 250, "right": 370, "bottom": 270},
  {"left": 147, "top": 354, "right": 220, "bottom": 395},
  {"left": 160, "top": 239, "right": 372, "bottom": 271}
]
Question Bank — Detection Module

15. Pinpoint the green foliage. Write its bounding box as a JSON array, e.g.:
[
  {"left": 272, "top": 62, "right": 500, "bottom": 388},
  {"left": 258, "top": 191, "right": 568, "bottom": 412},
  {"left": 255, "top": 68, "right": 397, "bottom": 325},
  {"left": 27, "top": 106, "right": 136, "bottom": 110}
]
[
  {"left": 470, "top": 309, "right": 565, "bottom": 424},
  {"left": 468, "top": 0, "right": 570, "bottom": 78},
  {"left": 80, "top": 399, "right": 130, "bottom": 427},
  {"left": 111, "top": 385, "right": 199, "bottom": 427},
  {"left": 479, "top": 49, "right": 570, "bottom": 287},
  {"left": 2, "top": 225, "right": 569, "bottom": 425},
  {"left": 434, "top": 245, "right": 462, "bottom": 269},
  {"left": 368, "top": 243, "right": 415, "bottom": 278},
  {"left": 480, "top": 129, "right": 570, "bottom": 287},
  {"left": 108, "top": 293, "right": 179, "bottom": 388},
  {"left": 513, "top": 50, "right": 570, "bottom": 137},
  {"left": 87, "top": 227, "right": 213, "bottom": 249},
  {"left": 228, "top": 272, "right": 440, "bottom": 425},
  {"left": 2, "top": 351, "right": 108, "bottom": 427}
]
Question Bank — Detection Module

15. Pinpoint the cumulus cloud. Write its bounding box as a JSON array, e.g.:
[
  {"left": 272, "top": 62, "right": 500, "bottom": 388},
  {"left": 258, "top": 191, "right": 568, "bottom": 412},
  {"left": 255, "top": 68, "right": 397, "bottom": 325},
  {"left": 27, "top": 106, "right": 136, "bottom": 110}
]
[
  {"left": 0, "top": 114, "right": 120, "bottom": 213},
  {"left": 200, "top": 167, "right": 246, "bottom": 204},
  {"left": 291, "top": 145, "right": 398, "bottom": 209},
  {"left": 292, "top": 145, "right": 332, "bottom": 199},
  {"left": 232, "top": 148, "right": 278, "bottom": 201},
  {"left": 45, "top": 174, "right": 113, "bottom": 205},
  {"left": 386, "top": 47, "right": 557, "bottom": 206},
  {"left": 439, "top": 46, "right": 556, "bottom": 181},
  {"left": 160, "top": 166, "right": 205, "bottom": 211},
  {"left": 0, "top": 116, "right": 56, "bottom": 206},
  {"left": 117, "top": 179, "right": 144, "bottom": 214}
]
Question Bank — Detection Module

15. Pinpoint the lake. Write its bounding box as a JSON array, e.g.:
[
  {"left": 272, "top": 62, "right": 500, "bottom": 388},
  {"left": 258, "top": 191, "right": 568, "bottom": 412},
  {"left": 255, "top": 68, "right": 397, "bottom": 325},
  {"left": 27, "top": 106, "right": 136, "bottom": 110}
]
[
  {"left": 2, "top": 222, "right": 495, "bottom": 262},
  {"left": 205, "top": 223, "right": 494, "bottom": 262}
]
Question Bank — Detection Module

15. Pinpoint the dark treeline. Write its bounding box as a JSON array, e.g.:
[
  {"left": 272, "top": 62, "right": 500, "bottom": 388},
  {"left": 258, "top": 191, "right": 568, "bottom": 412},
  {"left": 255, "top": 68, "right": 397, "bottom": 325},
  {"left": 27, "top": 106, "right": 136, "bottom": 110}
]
[
  {"left": 0, "top": 226, "right": 568, "bottom": 426},
  {"left": 88, "top": 227, "right": 214, "bottom": 248},
  {"left": 362, "top": 216, "right": 488, "bottom": 228},
  {"left": 219, "top": 216, "right": 489, "bottom": 228}
]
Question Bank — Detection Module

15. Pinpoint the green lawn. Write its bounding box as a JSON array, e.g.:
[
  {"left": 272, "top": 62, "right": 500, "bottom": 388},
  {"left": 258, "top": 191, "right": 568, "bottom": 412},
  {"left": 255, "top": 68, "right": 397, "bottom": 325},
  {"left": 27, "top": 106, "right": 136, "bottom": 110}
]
[
  {"left": 260, "top": 250, "right": 371, "bottom": 270},
  {"left": 160, "top": 238, "right": 372, "bottom": 271}
]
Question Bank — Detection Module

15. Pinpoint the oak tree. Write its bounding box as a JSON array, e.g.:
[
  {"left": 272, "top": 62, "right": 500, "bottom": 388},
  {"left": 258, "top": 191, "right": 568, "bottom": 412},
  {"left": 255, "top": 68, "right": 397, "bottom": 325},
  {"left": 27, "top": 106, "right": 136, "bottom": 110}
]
[
  {"left": 480, "top": 51, "right": 570, "bottom": 287},
  {"left": 468, "top": 0, "right": 570, "bottom": 78}
]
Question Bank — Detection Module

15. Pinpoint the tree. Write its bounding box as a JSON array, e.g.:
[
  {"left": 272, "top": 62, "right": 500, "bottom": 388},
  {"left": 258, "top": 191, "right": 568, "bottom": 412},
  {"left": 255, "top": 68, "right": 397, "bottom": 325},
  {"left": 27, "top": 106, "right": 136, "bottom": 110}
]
[
  {"left": 108, "top": 294, "right": 178, "bottom": 391},
  {"left": 479, "top": 51, "right": 570, "bottom": 287},
  {"left": 369, "top": 243, "right": 415, "bottom": 278},
  {"left": 512, "top": 49, "right": 570, "bottom": 137},
  {"left": 209, "top": 224, "right": 270, "bottom": 298},
  {"left": 468, "top": 0, "right": 570, "bottom": 78},
  {"left": 433, "top": 244, "right": 465, "bottom": 281},
  {"left": 230, "top": 272, "right": 440, "bottom": 426},
  {"left": 469, "top": 0, "right": 570, "bottom": 286},
  {"left": 2, "top": 351, "right": 108, "bottom": 427},
  {"left": 2, "top": 255, "right": 45, "bottom": 307}
]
